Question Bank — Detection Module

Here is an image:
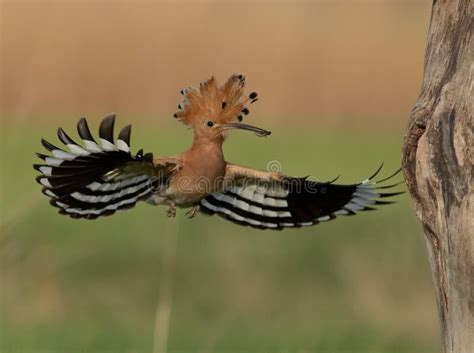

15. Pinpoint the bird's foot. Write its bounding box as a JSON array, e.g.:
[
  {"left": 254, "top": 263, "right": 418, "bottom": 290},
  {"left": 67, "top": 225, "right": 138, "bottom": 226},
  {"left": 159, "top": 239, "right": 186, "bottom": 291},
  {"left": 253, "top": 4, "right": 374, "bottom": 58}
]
[
  {"left": 185, "top": 205, "right": 200, "bottom": 219},
  {"left": 166, "top": 203, "right": 177, "bottom": 218}
]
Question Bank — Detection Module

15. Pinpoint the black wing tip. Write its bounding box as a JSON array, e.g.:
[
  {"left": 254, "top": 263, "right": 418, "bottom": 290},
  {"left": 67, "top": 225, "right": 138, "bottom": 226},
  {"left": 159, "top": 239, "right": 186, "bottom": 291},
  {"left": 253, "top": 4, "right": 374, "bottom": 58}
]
[
  {"left": 118, "top": 124, "right": 132, "bottom": 144},
  {"left": 328, "top": 174, "right": 341, "bottom": 184},
  {"left": 33, "top": 164, "right": 45, "bottom": 172},
  {"left": 35, "top": 153, "right": 48, "bottom": 160},
  {"left": 57, "top": 209, "right": 93, "bottom": 220},
  {"left": 378, "top": 191, "right": 406, "bottom": 198},
  {"left": 102, "top": 113, "right": 117, "bottom": 128},
  {"left": 376, "top": 167, "right": 403, "bottom": 184},
  {"left": 104, "top": 112, "right": 117, "bottom": 119},
  {"left": 41, "top": 138, "right": 60, "bottom": 152},
  {"left": 57, "top": 127, "right": 77, "bottom": 146},
  {"left": 77, "top": 117, "right": 95, "bottom": 141},
  {"left": 364, "top": 165, "right": 405, "bottom": 191},
  {"left": 40, "top": 187, "right": 55, "bottom": 197},
  {"left": 99, "top": 113, "right": 116, "bottom": 142},
  {"left": 35, "top": 175, "right": 49, "bottom": 185},
  {"left": 368, "top": 163, "right": 384, "bottom": 180}
]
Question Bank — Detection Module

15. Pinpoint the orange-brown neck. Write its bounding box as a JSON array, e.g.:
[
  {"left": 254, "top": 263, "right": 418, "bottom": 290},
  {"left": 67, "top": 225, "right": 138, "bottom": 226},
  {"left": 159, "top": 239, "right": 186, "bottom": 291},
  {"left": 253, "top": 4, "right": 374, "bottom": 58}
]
[
  {"left": 183, "top": 132, "right": 226, "bottom": 178},
  {"left": 175, "top": 134, "right": 226, "bottom": 202}
]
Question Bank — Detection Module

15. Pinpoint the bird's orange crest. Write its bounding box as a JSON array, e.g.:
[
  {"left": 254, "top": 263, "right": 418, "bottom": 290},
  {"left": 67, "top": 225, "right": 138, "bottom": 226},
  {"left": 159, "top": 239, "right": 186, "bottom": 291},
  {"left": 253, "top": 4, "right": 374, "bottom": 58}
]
[{"left": 173, "top": 74, "right": 258, "bottom": 127}]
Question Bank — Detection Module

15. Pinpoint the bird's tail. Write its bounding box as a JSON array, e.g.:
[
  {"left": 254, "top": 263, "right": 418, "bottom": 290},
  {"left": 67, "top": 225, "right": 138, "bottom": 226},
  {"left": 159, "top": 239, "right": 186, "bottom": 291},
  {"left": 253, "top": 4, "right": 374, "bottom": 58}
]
[{"left": 34, "top": 114, "right": 157, "bottom": 219}]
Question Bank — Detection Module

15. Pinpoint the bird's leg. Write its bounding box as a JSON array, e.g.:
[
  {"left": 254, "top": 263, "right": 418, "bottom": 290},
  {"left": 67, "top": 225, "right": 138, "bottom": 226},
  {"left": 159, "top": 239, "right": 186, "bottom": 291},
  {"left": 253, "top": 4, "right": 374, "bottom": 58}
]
[
  {"left": 185, "top": 205, "right": 200, "bottom": 219},
  {"left": 166, "top": 202, "right": 177, "bottom": 218}
]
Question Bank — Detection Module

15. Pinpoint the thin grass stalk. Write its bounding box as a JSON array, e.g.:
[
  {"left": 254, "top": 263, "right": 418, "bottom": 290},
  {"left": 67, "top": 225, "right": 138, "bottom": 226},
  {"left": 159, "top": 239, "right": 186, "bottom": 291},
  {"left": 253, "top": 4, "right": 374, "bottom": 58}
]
[{"left": 153, "top": 216, "right": 179, "bottom": 353}]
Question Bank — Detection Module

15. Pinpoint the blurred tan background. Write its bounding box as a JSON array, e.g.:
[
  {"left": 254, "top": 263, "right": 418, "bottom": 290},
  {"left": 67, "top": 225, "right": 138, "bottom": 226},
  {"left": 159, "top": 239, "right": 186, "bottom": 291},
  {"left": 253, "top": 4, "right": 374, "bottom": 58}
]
[
  {"left": 1, "top": 1, "right": 439, "bottom": 353},
  {"left": 2, "top": 0, "right": 429, "bottom": 122}
]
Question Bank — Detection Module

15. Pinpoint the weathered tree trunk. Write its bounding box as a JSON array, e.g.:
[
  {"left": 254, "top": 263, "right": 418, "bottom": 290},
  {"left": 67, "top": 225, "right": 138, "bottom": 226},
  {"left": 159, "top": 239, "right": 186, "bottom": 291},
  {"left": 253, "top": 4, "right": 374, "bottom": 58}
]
[{"left": 402, "top": 1, "right": 473, "bottom": 352}]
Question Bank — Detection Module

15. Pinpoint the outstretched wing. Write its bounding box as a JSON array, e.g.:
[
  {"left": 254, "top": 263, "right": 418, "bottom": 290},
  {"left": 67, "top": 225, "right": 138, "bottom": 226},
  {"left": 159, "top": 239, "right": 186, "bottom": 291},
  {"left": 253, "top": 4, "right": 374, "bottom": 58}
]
[
  {"left": 34, "top": 114, "right": 176, "bottom": 219},
  {"left": 200, "top": 164, "right": 404, "bottom": 230}
]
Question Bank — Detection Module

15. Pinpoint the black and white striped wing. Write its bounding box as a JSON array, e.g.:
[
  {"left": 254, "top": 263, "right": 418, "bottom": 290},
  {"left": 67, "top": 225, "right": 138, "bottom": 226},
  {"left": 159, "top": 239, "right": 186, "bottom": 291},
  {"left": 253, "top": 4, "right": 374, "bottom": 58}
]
[
  {"left": 201, "top": 166, "right": 404, "bottom": 230},
  {"left": 34, "top": 114, "right": 161, "bottom": 219}
]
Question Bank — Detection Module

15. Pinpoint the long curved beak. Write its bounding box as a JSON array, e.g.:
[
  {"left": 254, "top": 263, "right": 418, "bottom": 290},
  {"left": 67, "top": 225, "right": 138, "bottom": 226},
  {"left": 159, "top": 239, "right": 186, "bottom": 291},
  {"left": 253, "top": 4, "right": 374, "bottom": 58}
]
[{"left": 221, "top": 122, "right": 271, "bottom": 137}]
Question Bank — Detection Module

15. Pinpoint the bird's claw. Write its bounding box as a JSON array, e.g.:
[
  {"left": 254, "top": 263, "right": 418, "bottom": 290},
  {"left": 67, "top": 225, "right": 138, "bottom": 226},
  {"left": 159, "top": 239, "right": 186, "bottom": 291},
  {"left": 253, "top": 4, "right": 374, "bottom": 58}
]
[
  {"left": 166, "top": 204, "right": 177, "bottom": 218},
  {"left": 185, "top": 205, "right": 200, "bottom": 219}
]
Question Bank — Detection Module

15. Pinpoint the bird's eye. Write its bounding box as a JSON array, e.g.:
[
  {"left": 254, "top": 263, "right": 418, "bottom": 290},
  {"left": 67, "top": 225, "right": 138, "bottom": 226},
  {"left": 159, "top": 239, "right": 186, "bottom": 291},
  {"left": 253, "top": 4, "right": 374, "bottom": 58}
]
[{"left": 207, "top": 121, "right": 214, "bottom": 127}]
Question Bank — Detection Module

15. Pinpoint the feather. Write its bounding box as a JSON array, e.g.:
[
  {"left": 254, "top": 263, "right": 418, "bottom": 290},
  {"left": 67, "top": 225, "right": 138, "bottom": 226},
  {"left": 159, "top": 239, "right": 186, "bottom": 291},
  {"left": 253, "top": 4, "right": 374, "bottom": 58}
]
[
  {"left": 174, "top": 74, "right": 258, "bottom": 127},
  {"left": 117, "top": 124, "right": 132, "bottom": 152},
  {"left": 202, "top": 165, "right": 405, "bottom": 230},
  {"left": 34, "top": 115, "right": 164, "bottom": 220}
]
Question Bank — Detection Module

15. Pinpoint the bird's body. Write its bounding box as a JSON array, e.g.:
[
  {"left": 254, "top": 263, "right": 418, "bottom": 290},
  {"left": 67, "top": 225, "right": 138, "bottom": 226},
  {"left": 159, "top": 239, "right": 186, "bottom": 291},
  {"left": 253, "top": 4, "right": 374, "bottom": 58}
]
[
  {"left": 34, "top": 74, "right": 403, "bottom": 230},
  {"left": 168, "top": 141, "right": 226, "bottom": 205}
]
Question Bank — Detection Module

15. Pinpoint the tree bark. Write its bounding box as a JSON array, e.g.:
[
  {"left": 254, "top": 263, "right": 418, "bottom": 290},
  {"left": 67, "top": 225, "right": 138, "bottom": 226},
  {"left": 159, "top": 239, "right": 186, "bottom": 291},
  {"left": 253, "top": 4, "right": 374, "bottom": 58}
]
[{"left": 402, "top": 1, "right": 473, "bottom": 352}]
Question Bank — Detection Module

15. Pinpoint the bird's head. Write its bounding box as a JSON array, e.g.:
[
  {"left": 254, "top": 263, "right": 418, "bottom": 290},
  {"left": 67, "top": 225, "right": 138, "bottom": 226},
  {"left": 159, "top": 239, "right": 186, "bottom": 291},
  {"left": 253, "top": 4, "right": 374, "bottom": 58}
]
[{"left": 173, "top": 75, "right": 271, "bottom": 144}]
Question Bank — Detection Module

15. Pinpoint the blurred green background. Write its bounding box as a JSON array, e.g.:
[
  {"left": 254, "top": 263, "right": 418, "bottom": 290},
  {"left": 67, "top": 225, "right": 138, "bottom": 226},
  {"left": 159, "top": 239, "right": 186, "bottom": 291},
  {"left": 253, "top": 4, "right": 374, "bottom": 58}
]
[{"left": 1, "top": 1, "right": 440, "bottom": 353}]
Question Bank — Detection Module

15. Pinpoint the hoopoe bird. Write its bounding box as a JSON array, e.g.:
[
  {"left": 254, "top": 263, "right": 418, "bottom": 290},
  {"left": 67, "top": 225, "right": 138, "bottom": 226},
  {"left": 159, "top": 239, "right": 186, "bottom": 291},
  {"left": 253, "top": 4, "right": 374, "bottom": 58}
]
[{"left": 34, "top": 74, "right": 403, "bottom": 230}]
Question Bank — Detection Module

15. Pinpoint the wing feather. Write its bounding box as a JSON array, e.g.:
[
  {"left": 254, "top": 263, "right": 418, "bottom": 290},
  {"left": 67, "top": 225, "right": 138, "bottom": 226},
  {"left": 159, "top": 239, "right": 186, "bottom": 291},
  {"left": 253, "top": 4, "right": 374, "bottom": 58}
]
[
  {"left": 201, "top": 165, "right": 404, "bottom": 230},
  {"left": 34, "top": 115, "right": 176, "bottom": 219}
]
